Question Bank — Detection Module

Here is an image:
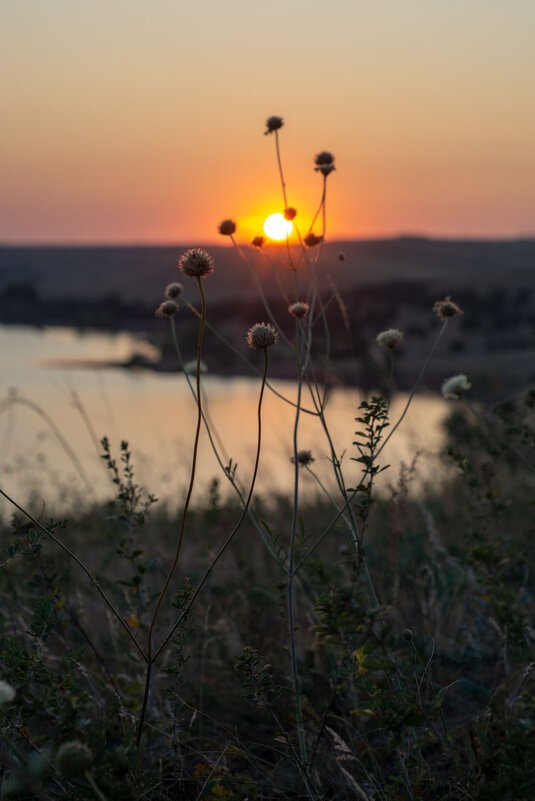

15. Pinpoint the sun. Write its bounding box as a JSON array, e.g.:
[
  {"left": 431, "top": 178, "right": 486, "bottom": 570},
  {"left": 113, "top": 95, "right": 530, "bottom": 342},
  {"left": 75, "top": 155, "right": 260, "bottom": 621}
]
[{"left": 263, "top": 213, "right": 293, "bottom": 241}]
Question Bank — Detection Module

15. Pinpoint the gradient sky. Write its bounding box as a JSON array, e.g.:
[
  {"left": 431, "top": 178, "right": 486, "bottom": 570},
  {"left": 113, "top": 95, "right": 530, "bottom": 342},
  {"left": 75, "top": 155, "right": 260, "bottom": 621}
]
[{"left": 1, "top": 0, "right": 534, "bottom": 243}]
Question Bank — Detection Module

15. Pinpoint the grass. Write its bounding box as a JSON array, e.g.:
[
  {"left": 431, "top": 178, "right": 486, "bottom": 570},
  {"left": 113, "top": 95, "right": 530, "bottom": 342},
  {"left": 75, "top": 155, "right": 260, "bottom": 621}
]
[{"left": 0, "top": 116, "right": 534, "bottom": 800}]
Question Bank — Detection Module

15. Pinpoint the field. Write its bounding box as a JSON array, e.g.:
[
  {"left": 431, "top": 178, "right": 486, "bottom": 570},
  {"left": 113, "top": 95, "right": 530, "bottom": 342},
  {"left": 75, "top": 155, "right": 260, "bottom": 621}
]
[{"left": 1, "top": 134, "right": 534, "bottom": 801}]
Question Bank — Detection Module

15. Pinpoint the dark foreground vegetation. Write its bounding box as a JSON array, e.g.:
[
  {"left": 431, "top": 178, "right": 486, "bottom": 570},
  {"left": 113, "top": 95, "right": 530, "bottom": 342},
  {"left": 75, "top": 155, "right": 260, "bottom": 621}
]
[{"left": 1, "top": 396, "right": 534, "bottom": 800}]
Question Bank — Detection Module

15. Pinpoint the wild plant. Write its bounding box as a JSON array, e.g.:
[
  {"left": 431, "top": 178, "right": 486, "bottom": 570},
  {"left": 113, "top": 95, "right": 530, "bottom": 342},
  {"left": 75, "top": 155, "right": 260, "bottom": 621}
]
[{"left": 0, "top": 114, "right": 533, "bottom": 800}]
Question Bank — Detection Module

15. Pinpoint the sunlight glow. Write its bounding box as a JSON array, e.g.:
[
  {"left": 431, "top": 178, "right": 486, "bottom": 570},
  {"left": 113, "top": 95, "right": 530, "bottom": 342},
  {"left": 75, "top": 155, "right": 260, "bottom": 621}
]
[{"left": 263, "top": 213, "right": 293, "bottom": 241}]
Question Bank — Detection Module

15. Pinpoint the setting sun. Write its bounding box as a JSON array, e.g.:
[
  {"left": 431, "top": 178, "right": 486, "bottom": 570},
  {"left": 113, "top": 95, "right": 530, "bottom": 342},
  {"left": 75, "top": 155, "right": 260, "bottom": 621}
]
[{"left": 263, "top": 213, "right": 293, "bottom": 241}]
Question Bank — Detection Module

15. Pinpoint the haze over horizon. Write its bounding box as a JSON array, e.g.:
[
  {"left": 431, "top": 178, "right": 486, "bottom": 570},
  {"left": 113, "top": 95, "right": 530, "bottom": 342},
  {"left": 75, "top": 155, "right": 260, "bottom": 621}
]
[{"left": 2, "top": 0, "right": 534, "bottom": 244}]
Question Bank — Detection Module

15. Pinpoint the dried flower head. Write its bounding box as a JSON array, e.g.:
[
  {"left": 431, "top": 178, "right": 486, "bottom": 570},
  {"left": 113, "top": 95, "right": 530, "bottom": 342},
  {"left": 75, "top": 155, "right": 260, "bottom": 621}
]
[
  {"left": 0, "top": 679, "right": 15, "bottom": 704},
  {"left": 315, "top": 151, "right": 335, "bottom": 166},
  {"left": 178, "top": 248, "right": 214, "bottom": 278},
  {"left": 338, "top": 251, "right": 345, "bottom": 262},
  {"left": 284, "top": 207, "right": 297, "bottom": 221},
  {"left": 155, "top": 300, "right": 178, "bottom": 318},
  {"left": 183, "top": 359, "right": 208, "bottom": 376},
  {"left": 291, "top": 450, "right": 315, "bottom": 467},
  {"left": 304, "top": 232, "right": 323, "bottom": 248},
  {"left": 246, "top": 322, "right": 279, "bottom": 350},
  {"left": 218, "top": 219, "right": 236, "bottom": 236},
  {"left": 251, "top": 235, "right": 265, "bottom": 248},
  {"left": 57, "top": 741, "right": 93, "bottom": 779},
  {"left": 264, "top": 115, "right": 283, "bottom": 135},
  {"left": 376, "top": 328, "right": 404, "bottom": 349},
  {"left": 433, "top": 296, "right": 463, "bottom": 320},
  {"left": 441, "top": 374, "right": 471, "bottom": 400},
  {"left": 165, "top": 282, "right": 183, "bottom": 299},
  {"left": 289, "top": 301, "right": 310, "bottom": 319}
]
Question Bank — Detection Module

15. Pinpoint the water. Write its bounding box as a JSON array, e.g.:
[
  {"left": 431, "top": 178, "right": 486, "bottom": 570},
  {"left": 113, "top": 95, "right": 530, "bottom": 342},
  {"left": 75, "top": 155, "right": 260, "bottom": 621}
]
[{"left": 0, "top": 325, "right": 449, "bottom": 513}]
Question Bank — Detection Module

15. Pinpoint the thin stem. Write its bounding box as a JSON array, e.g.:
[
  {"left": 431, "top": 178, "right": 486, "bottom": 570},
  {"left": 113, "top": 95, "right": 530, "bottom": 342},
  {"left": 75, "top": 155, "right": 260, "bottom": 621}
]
[
  {"left": 287, "top": 322, "right": 308, "bottom": 765},
  {"left": 0, "top": 487, "right": 146, "bottom": 661},
  {"left": 275, "top": 129, "right": 288, "bottom": 209},
  {"left": 170, "top": 318, "right": 283, "bottom": 566},
  {"left": 138, "top": 277, "right": 207, "bottom": 745},
  {"left": 153, "top": 348, "right": 270, "bottom": 662},
  {"left": 84, "top": 771, "right": 109, "bottom": 801},
  {"left": 409, "top": 639, "right": 448, "bottom": 738}
]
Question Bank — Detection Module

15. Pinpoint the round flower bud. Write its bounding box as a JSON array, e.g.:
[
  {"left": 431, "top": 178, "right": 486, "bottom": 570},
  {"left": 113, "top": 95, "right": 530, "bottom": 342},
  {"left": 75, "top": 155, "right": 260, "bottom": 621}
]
[
  {"left": 264, "top": 115, "right": 283, "bottom": 135},
  {"left": 178, "top": 248, "right": 214, "bottom": 279},
  {"left": 338, "top": 251, "right": 346, "bottom": 262},
  {"left": 0, "top": 679, "right": 15, "bottom": 705},
  {"left": 155, "top": 300, "right": 178, "bottom": 318},
  {"left": 314, "top": 151, "right": 335, "bottom": 166},
  {"left": 251, "top": 236, "right": 265, "bottom": 248},
  {"left": 402, "top": 629, "right": 413, "bottom": 641},
  {"left": 57, "top": 741, "right": 93, "bottom": 779},
  {"left": 218, "top": 219, "right": 236, "bottom": 236},
  {"left": 288, "top": 301, "right": 310, "bottom": 319},
  {"left": 441, "top": 374, "right": 471, "bottom": 400},
  {"left": 183, "top": 359, "right": 208, "bottom": 376},
  {"left": 376, "top": 329, "right": 404, "bottom": 349},
  {"left": 165, "top": 282, "right": 183, "bottom": 299},
  {"left": 304, "top": 233, "right": 323, "bottom": 248},
  {"left": 291, "top": 450, "right": 315, "bottom": 467},
  {"left": 433, "top": 296, "right": 463, "bottom": 320},
  {"left": 246, "top": 322, "right": 279, "bottom": 350},
  {"left": 284, "top": 207, "right": 297, "bottom": 221}
]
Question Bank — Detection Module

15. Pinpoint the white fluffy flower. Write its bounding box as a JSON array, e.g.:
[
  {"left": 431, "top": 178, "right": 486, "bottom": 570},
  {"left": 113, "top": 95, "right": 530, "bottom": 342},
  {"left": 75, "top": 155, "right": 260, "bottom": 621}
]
[
  {"left": 441, "top": 374, "right": 471, "bottom": 400},
  {"left": 0, "top": 679, "right": 15, "bottom": 704}
]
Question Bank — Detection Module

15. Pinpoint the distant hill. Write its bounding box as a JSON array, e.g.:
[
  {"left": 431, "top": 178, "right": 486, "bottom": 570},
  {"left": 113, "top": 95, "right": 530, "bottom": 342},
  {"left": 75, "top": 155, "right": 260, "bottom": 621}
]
[{"left": 1, "top": 238, "right": 534, "bottom": 305}]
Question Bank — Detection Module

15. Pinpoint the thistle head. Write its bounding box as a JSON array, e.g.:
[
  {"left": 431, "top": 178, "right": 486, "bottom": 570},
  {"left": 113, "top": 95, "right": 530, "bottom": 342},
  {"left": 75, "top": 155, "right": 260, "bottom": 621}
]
[
  {"left": 155, "top": 300, "right": 178, "bottom": 318},
  {"left": 218, "top": 219, "right": 236, "bottom": 236},
  {"left": 291, "top": 450, "right": 315, "bottom": 467},
  {"left": 251, "top": 235, "right": 265, "bottom": 248},
  {"left": 441, "top": 374, "right": 471, "bottom": 400},
  {"left": 304, "top": 232, "right": 323, "bottom": 248},
  {"left": 314, "top": 151, "right": 335, "bottom": 176},
  {"left": 178, "top": 248, "right": 214, "bottom": 278},
  {"left": 433, "top": 296, "right": 463, "bottom": 320},
  {"left": 289, "top": 301, "right": 310, "bottom": 319},
  {"left": 246, "top": 322, "right": 279, "bottom": 350},
  {"left": 284, "top": 207, "right": 297, "bottom": 221},
  {"left": 264, "top": 115, "right": 283, "bottom": 135},
  {"left": 165, "top": 282, "right": 183, "bottom": 299},
  {"left": 376, "top": 328, "right": 404, "bottom": 349},
  {"left": 338, "top": 251, "right": 346, "bottom": 262}
]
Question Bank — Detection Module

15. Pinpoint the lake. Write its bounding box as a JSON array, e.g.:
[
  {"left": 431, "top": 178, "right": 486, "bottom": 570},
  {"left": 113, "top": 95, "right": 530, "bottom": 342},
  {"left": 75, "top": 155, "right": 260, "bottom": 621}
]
[{"left": 0, "top": 325, "right": 449, "bottom": 514}]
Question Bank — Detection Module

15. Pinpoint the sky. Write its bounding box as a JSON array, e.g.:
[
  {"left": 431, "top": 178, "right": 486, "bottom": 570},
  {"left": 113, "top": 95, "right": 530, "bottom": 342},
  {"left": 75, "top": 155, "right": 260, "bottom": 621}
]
[{"left": 1, "top": 0, "right": 534, "bottom": 243}]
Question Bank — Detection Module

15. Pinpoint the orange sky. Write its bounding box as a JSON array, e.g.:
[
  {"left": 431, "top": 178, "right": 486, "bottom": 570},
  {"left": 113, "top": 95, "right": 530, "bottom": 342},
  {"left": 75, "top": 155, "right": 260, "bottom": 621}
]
[{"left": 1, "top": 0, "right": 534, "bottom": 243}]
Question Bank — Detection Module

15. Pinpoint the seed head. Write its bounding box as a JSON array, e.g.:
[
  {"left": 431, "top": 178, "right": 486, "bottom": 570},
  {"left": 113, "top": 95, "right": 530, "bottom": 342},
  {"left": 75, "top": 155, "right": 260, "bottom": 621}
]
[
  {"left": 251, "top": 235, "right": 265, "bottom": 248},
  {"left": 165, "top": 282, "right": 183, "bottom": 299},
  {"left": 0, "top": 679, "right": 15, "bottom": 704},
  {"left": 291, "top": 450, "right": 315, "bottom": 467},
  {"left": 338, "top": 251, "right": 345, "bottom": 262},
  {"left": 155, "top": 300, "right": 178, "bottom": 318},
  {"left": 376, "top": 328, "right": 404, "bottom": 349},
  {"left": 304, "top": 232, "right": 323, "bottom": 248},
  {"left": 57, "top": 741, "right": 93, "bottom": 779},
  {"left": 315, "top": 151, "right": 335, "bottom": 166},
  {"left": 433, "top": 296, "right": 463, "bottom": 320},
  {"left": 284, "top": 207, "right": 297, "bottom": 221},
  {"left": 178, "top": 248, "right": 214, "bottom": 278},
  {"left": 289, "top": 301, "right": 310, "bottom": 319},
  {"left": 441, "top": 374, "right": 471, "bottom": 400},
  {"left": 264, "top": 115, "right": 283, "bottom": 135},
  {"left": 218, "top": 219, "right": 236, "bottom": 236},
  {"left": 246, "top": 322, "right": 279, "bottom": 350}
]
